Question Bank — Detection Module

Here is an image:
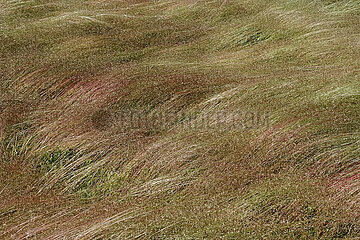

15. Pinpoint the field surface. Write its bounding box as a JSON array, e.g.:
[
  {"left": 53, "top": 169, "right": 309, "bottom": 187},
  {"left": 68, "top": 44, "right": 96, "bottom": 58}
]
[{"left": 0, "top": 0, "right": 360, "bottom": 239}]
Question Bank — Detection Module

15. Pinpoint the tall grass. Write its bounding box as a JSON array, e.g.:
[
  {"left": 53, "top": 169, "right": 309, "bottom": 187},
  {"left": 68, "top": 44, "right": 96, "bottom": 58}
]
[{"left": 1, "top": 0, "right": 359, "bottom": 238}]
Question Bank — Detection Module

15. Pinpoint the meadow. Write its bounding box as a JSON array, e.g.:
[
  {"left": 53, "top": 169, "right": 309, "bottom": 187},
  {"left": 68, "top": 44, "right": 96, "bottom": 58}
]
[{"left": 0, "top": 0, "right": 359, "bottom": 238}]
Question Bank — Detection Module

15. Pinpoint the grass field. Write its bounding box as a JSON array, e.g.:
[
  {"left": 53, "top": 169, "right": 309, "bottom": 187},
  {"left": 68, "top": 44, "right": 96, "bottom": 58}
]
[{"left": 0, "top": 0, "right": 359, "bottom": 239}]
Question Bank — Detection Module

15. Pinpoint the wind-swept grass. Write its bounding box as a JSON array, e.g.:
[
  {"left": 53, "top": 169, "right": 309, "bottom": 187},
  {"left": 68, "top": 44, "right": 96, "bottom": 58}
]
[{"left": 0, "top": 0, "right": 359, "bottom": 238}]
